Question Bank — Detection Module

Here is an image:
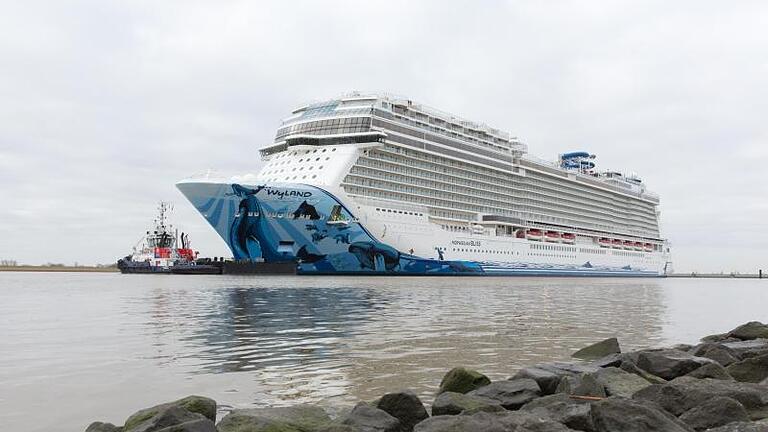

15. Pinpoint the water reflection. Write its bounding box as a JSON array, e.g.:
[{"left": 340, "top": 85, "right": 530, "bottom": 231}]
[{"left": 138, "top": 277, "right": 668, "bottom": 405}]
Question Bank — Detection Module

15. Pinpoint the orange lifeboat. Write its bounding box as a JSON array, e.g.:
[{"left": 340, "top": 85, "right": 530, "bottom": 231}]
[
  {"left": 623, "top": 240, "right": 634, "bottom": 249},
  {"left": 545, "top": 231, "right": 561, "bottom": 242},
  {"left": 633, "top": 242, "right": 644, "bottom": 251},
  {"left": 526, "top": 229, "right": 543, "bottom": 241},
  {"left": 561, "top": 233, "right": 576, "bottom": 244},
  {"left": 598, "top": 238, "right": 611, "bottom": 247},
  {"left": 644, "top": 243, "right": 654, "bottom": 252},
  {"left": 611, "top": 239, "right": 622, "bottom": 248}
]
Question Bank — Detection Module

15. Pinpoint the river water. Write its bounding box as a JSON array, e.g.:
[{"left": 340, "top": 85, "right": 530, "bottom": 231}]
[{"left": 0, "top": 273, "right": 765, "bottom": 431}]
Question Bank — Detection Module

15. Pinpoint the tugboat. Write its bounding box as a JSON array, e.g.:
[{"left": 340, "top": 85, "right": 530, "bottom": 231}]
[{"left": 117, "top": 202, "right": 221, "bottom": 274}]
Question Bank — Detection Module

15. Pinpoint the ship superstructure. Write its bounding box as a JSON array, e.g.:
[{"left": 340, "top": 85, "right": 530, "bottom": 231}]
[{"left": 178, "top": 93, "right": 671, "bottom": 276}]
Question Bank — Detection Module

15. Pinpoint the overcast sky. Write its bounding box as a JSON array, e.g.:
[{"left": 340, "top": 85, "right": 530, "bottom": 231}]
[{"left": 1, "top": 1, "right": 766, "bottom": 272}]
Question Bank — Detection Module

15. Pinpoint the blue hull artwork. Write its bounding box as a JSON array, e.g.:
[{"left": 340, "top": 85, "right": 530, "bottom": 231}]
[{"left": 177, "top": 181, "right": 659, "bottom": 277}]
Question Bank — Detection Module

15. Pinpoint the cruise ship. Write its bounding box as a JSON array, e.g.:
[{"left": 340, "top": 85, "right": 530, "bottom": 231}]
[{"left": 177, "top": 93, "right": 672, "bottom": 276}]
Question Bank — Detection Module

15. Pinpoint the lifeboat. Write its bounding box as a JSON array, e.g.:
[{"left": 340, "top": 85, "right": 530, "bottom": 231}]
[
  {"left": 598, "top": 238, "right": 611, "bottom": 247},
  {"left": 525, "top": 229, "right": 543, "bottom": 241},
  {"left": 562, "top": 233, "right": 576, "bottom": 244},
  {"left": 623, "top": 240, "right": 634, "bottom": 250},
  {"left": 545, "top": 231, "right": 561, "bottom": 242},
  {"left": 644, "top": 243, "right": 654, "bottom": 252},
  {"left": 633, "top": 242, "right": 644, "bottom": 251},
  {"left": 611, "top": 239, "right": 622, "bottom": 248}
]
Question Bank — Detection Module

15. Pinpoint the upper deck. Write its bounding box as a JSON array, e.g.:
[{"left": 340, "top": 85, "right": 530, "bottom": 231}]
[{"left": 259, "top": 93, "right": 659, "bottom": 204}]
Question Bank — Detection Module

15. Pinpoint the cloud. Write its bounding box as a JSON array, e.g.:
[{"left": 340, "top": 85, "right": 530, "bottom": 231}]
[{"left": 0, "top": 0, "right": 766, "bottom": 271}]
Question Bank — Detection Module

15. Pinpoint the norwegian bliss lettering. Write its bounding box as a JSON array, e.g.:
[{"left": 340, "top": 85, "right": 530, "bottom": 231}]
[{"left": 452, "top": 240, "right": 481, "bottom": 247}]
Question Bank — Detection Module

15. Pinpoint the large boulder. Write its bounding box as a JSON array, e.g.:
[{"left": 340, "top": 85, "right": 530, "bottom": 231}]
[
  {"left": 685, "top": 362, "right": 734, "bottom": 380},
  {"left": 705, "top": 420, "right": 768, "bottom": 431},
  {"left": 589, "top": 397, "right": 692, "bottom": 432},
  {"left": 438, "top": 367, "right": 491, "bottom": 394},
  {"left": 572, "top": 338, "right": 621, "bottom": 361},
  {"left": 341, "top": 403, "right": 401, "bottom": 432},
  {"left": 124, "top": 406, "right": 215, "bottom": 432},
  {"left": 555, "top": 374, "right": 606, "bottom": 398},
  {"left": 636, "top": 349, "right": 714, "bottom": 380},
  {"left": 678, "top": 396, "right": 749, "bottom": 431},
  {"left": 124, "top": 396, "right": 217, "bottom": 431},
  {"left": 467, "top": 379, "right": 542, "bottom": 410},
  {"left": 413, "top": 411, "right": 510, "bottom": 432},
  {"left": 217, "top": 405, "right": 332, "bottom": 432},
  {"left": 85, "top": 423, "right": 122, "bottom": 432},
  {"left": 417, "top": 410, "right": 576, "bottom": 432},
  {"left": 723, "top": 340, "right": 768, "bottom": 361},
  {"left": 591, "top": 367, "right": 651, "bottom": 398},
  {"left": 633, "top": 377, "right": 768, "bottom": 420},
  {"left": 632, "top": 384, "right": 691, "bottom": 416},
  {"left": 619, "top": 360, "right": 667, "bottom": 384},
  {"left": 512, "top": 363, "right": 600, "bottom": 395},
  {"left": 729, "top": 322, "right": 768, "bottom": 341},
  {"left": 520, "top": 393, "right": 594, "bottom": 432},
  {"left": 374, "top": 390, "right": 428, "bottom": 431},
  {"left": 692, "top": 343, "right": 740, "bottom": 367},
  {"left": 727, "top": 354, "right": 768, "bottom": 383},
  {"left": 430, "top": 391, "right": 503, "bottom": 416}
]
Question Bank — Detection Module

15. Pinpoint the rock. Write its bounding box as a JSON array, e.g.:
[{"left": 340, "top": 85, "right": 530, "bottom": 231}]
[
  {"left": 374, "top": 390, "right": 428, "bottom": 431},
  {"left": 701, "top": 346, "right": 740, "bottom": 367},
  {"left": 636, "top": 349, "right": 714, "bottom": 380},
  {"left": 124, "top": 406, "right": 215, "bottom": 432},
  {"left": 86, "top": 422, "right": 122, "bottom": 432},
  {"left": 520, "top": 393, "right": 594, "bottom": 432},
  {"left": 341, "top": 402, "right": 400, "bottom": 432},
  {"left": 723, "top": 340, "right": 768, "bottom": 360},
  {"left": 591, "top": 367, "right": 651, "bottom": 398},
  {"left": 686, "top": 362, "right": 734, "bottom": 380},
  {"left": 705, "top": 421, "right": 768, "bottom": 431},
  {"left": 632, "top": 383, "right": 692, "bottom": 416},
  {"left": 702, "top": 333, "right": 732, "bottom": 343},
  {"left": 431, "top": 391, "right": 503, "bottom": 416},
  {"left": 318, "top": 426, "right": 358, "bottom": 432},
  {"left": 572, "top": 338, "right": 621, "bottom": 361},
  {"left": 590, "top": 397, "right": 692, "bottom": 432},
  {"left": 512, "top": 363, "right": 600, "bottom": 395},
  {"left": 555, "top": 374, "right": 606, "bottom": 398},
  {"left": 217, "top": 405, "right": 332, "bottom": 432},
  {"left": 619, "top": 360, "right": 667, "bottom": 384},
  {"left": 590, "top": 353, "right": 623, "bottom": 368},
  {"left": 671, "top": 344, "right": 694, "bottom": 352},
  {"left": 467, "top": 379, "right": 542, "bottom": 410},
  {"left": 678, "top": 396, "right": 749, "bottom": 431},
  {"left": 729, "top": 322, "right": 768, "bottom": 341},
  {"left": 438, "top": 367, "right": 491, "bottom": 394},
  {"left": 728, "top": 354, "right": 768, "bottom": 383},
  {"left": 124, "top": 396, "right": 217, "bottom": 431},
  {"left": 633, "top": 377, "right": 768, "bottom": 420},
  {"left": 413, "top": 411, "right": 510, "bottom": 432}
]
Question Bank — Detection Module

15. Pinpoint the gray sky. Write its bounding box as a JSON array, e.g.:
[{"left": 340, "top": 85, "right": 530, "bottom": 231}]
[{"left": 1, "top": 0, "right": 766, "bottom": 272}]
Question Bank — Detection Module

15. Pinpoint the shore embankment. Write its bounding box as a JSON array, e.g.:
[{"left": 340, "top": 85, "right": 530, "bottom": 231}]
[
  {"left": 85, "top": 321, "right": 768, "bottom": 432},
  {"left": 0, "top": 265, "right": 117, "bottom": 272}
]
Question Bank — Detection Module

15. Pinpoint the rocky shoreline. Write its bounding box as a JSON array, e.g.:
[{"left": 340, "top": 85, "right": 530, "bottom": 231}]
[{"left": 86, "top": 321, "right": 768, "bottom": 432}]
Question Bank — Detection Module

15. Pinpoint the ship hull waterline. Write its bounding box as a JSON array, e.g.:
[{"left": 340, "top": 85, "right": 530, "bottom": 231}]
[{"left": 177, "top": 180, "right": 664, "bottom": 277}]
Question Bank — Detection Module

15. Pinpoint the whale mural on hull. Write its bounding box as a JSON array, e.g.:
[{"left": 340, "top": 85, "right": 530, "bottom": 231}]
[{"left": 177, "top": 181, "right": 659, "bottom": 277}]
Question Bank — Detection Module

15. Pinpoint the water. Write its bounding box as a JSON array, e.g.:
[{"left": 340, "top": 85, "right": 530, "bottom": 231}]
[{"left": 0, "top": 273, "right": 765, "bottom": 431}]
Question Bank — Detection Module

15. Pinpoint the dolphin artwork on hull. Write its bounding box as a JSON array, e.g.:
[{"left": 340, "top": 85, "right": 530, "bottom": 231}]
[
  {"left": 228, "top": 184, "right": 289, "bottom": 262},
  {"left": 348, "top": 241, "right": 401, "bottom": 272}
]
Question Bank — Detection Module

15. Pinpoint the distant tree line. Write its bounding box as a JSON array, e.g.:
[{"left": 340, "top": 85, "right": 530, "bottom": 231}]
[{"left": 1, "top": 259, "right": 18, "bottom": 266}]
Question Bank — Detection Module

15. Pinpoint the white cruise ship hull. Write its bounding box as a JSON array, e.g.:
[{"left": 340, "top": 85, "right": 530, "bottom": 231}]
[{"left": 177, "top": 180, "right": 667, "bottom": 276}]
